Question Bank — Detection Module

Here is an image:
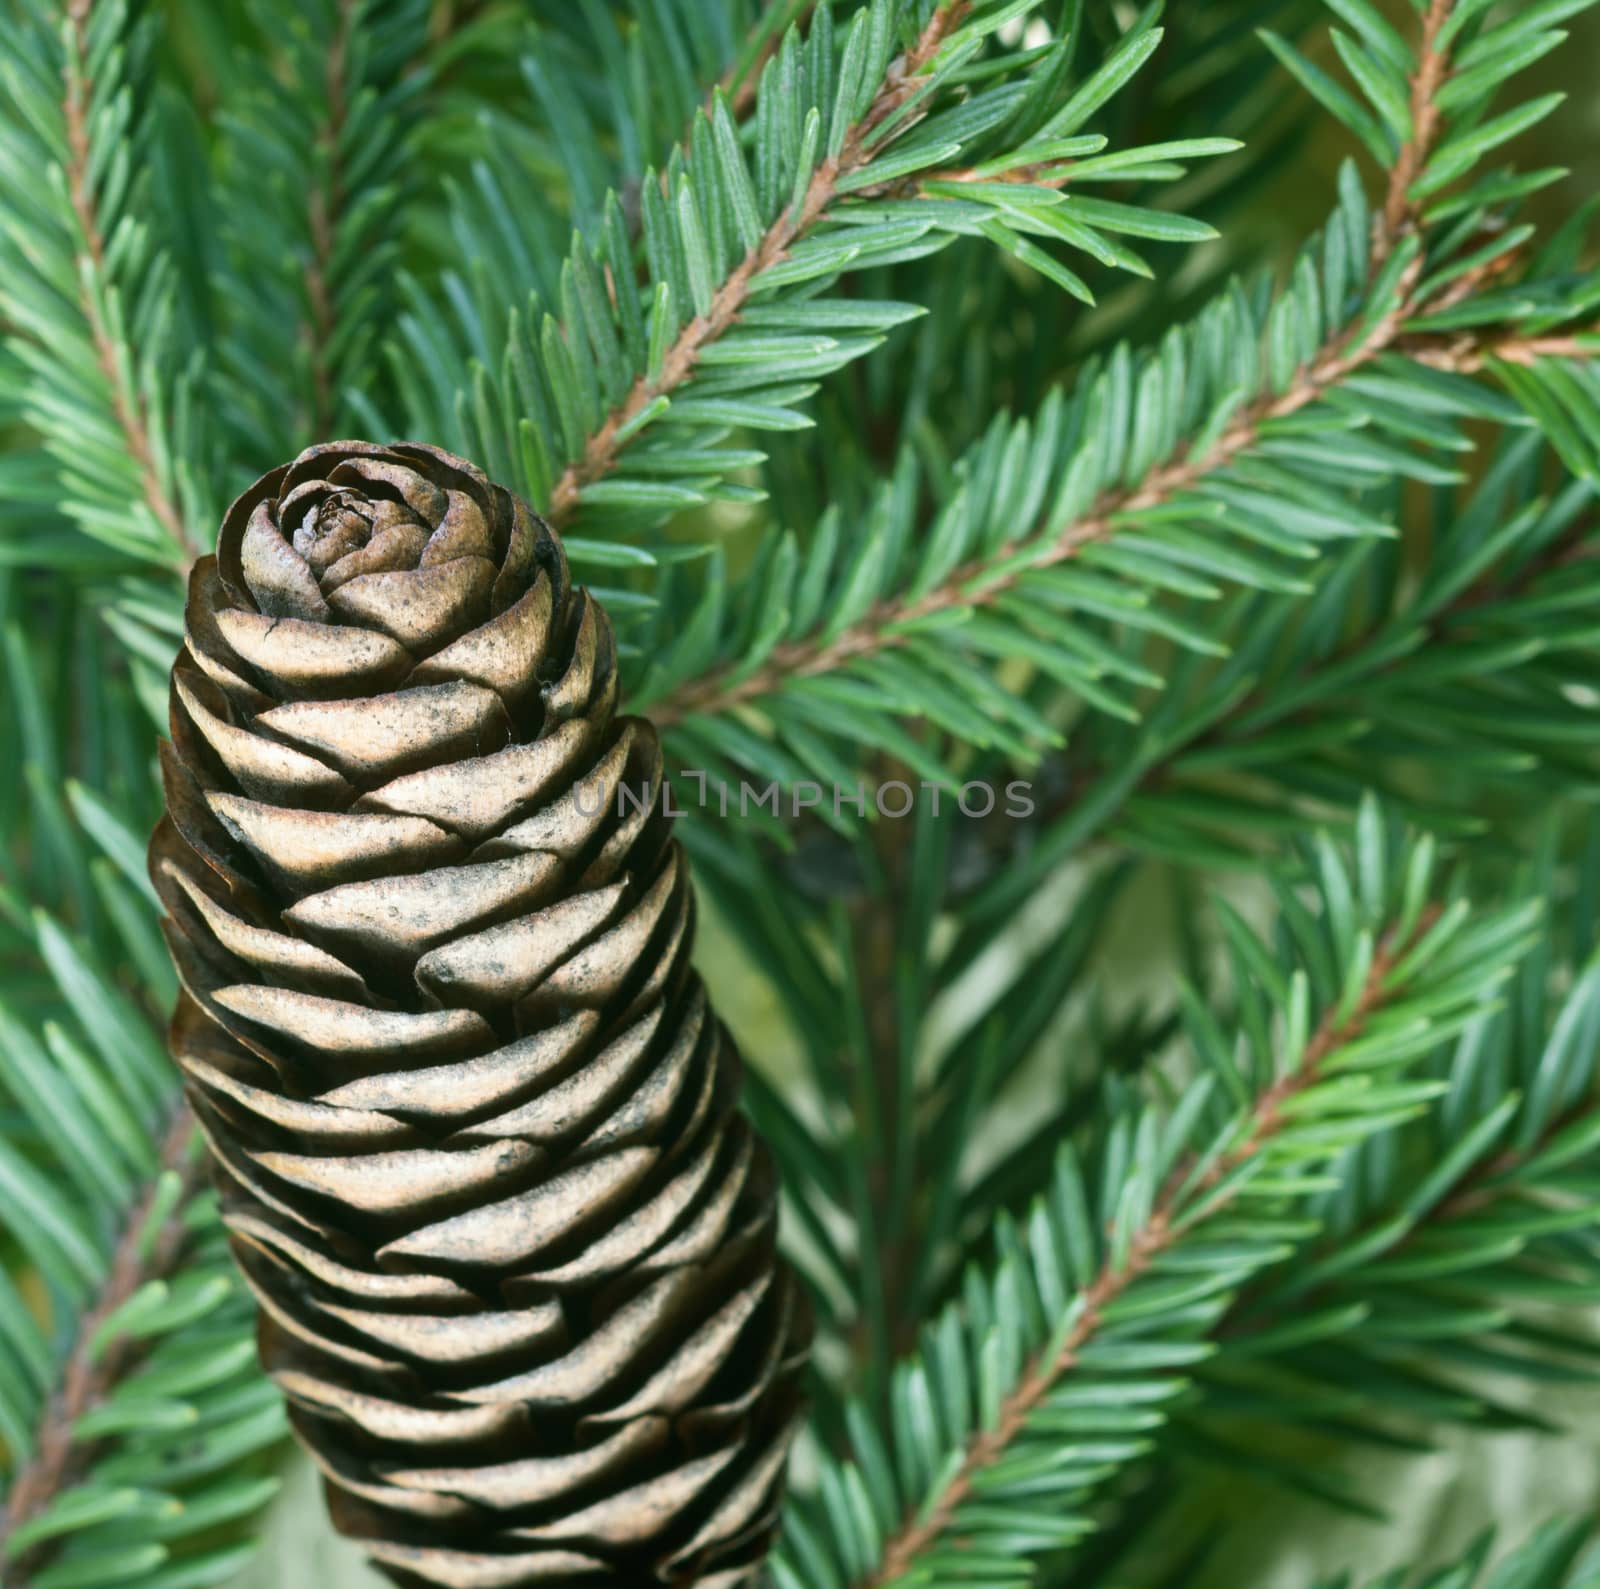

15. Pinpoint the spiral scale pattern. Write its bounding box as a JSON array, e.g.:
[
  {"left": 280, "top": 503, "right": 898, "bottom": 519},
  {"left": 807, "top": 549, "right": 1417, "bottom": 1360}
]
[{"left": 152, "top": 441, "right": 808, "bottom": 1588}]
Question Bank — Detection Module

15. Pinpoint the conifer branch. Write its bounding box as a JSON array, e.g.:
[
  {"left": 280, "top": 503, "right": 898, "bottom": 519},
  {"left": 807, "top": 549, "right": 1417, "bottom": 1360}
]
[
  {"left": 303, "top": 0, "right": 359, "bottom": 440},
  {"left": 650, "top": 0, "right": 1484, "bottom": 735},
  {"left": 651, "top": 0, "right": 1568, "bottom": 737},
  {"left": 61, "top": 0, "right": 195, "bottom": 564},
  {"left": 652, "top": 314, "right": 1523, "bottom": 730},
  {"left": 1410, "top": 325, "right": 1600, "bottom": 374},
  {"left": 865, "top": 913, "right": 1424, "bottom": 1586},
  {"left": 546, "top": 2, "right": 972, "bottom": 527},
  {"left": 211, "top": 0, "right": 441, "bottom": 472},
  {"left": 1223, "top": 1091, "right": 1596, "bottom": 1357},
  {"left": 0, "top": 1107, "right": 205, "bottom": 1580},
  {"left": 1116, "top": 511, "right": 1599, "bottom": 821}
]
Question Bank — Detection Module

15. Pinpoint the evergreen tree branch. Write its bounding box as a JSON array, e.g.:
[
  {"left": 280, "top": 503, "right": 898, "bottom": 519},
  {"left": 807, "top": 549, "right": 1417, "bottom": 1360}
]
[
  {"left": 0, "top": 1107, "right": 204, "bottom": 1580},
  {"left": 642, "top": 0, "right": 1600, "bottom": 803},
  {"left": 653, "top": 0, "right": 1477, "bottom": 731},
  {"left": 650, "top": 313, "right": 1566, "bottom": 733},
  {"left": 302, "top": 0, "right": 491, "bottom": 440},
  {"left": 390, "top": 1, "right": 1230, "bottom": 555},
  {"left": 1114, "top": 508, "right": 1595, "bottom": 844},
  {"left": 211, "top": 0, "right": 435, "bottom": 471},
  {"left": 686, "top": 812, "right": 1142, "bottom": 1412},
  {"left": 946, "top": 569, "right": 1597, "bottom": 1241},
  {"left": 546, "top": 2, "right": 972, "bottom": 527},
  {"left": 0, "top": 632, "right": 280, "bottom": 1579},
  {"left": 776, "top": 817, "right": 1542, "bottom": 1587},
  {"left": 1221, "top": 1092, "right": 1596, "bottom": 1360},
  {"left": 1410, "top": 325, "right": 1600, "bottom": 374},
  {"left": 0, "top": 944, "right": 279, "bottom": 1585},
  {"left": 303, "top": 0, "right": 359, "bottom": 441},
  {"left": 868, "top": 907, "right": 1426, "bottom": 1587},
  {"left": 0, "top": 0, "right": 216, "bottom": 568},
  {"left": 678, "top": 430, "right": 1594, "bottom": 1391},
  {"left": 60, "top": 0, "right": 194, "bottom": 565},
  {"left": 1138, "top": 1093, "right": 1600, "bottom": 1540},
  {"left": 1091, "top": 924, "right": 1600, "bottom": 1562}
]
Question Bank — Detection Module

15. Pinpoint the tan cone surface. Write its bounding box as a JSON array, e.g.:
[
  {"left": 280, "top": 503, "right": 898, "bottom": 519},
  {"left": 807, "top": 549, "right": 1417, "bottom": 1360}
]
[{"left": 152, "top": 441, "right": 808, "bottom": 1588}]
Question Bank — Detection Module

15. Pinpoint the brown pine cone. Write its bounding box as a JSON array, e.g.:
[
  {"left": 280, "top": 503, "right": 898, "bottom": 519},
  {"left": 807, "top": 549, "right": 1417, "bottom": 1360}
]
[{"left": 150, "top": 441, "right": 809, "bottom": 1588}]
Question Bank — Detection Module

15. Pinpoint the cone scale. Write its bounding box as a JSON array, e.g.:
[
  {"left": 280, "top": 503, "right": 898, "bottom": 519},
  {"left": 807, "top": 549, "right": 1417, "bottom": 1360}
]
[{"left": 151, "top": 441, "right": 809, "bottom": 1588}]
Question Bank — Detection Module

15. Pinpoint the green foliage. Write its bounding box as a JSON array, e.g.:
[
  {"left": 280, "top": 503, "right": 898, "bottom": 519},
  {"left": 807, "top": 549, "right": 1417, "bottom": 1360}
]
[
  {"left": 0, "top": 0, "right": 212, "bottom": 569},
  {"left": 1, "top": 0, "right": 1599, "bottom": 1584},
  {"left": 384, "top": 0, "right": 1239, "bottom": 555},
  {"left": 1, "top": 548, "right": 286, "bottom": 1584},
  {"left": 209, "top": 0, "right": 436, "bottom": 469},
  {"left": 775, "top": 807, "right": 1542, "bottom": 1586},
  {"left": 1325, "top": 1515, "right": 1600, "bottom": 1589}
]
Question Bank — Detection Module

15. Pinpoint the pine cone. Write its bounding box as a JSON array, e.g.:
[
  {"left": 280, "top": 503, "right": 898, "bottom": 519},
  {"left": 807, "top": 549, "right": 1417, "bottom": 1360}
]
[{"left": 150, "top": 441, "right": 809, "bottom": 1589}]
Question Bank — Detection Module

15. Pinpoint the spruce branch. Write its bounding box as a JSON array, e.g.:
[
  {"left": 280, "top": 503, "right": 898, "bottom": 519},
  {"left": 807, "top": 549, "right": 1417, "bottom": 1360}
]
[
  {"left": 649, "top": 313, "right": 1574, "bottom": 734},
  {"left": 302, "top": 0, "right": 360, "bottom": 440},
  {"left": 867, "top": 908, "right": 1428, "bottom": 1586},
  {"left": 644, "top": 0, "right": 1593, "bottom": 792},
  {"left": 666, "top": 348, "right": 1595, "bottom": 1402},
  {"left": 651, "top": 310, "right": 1407, "bottom": 729},
  {"left": 1411, "top": 325, "right": 1600, "bottom": 375},
  {"left": 948, "top": 610, "right": 1597, "bottom": 1246},
  {"left": 659, "top": 0, "right": 1463, "bottom": 724},
  {"left": 391, "top": 1, "right": 1229, "bottom": 555},
  {"left": 0, "top": 488, "right": 307, "bottom": 1574},
  {"left": 1083, "top": 935, "right": 1600, "bottom": 1562},
  {"left": 0, "top": 1108, "right": 205, "bottom": 1581},
  {"left": 0, "top": 0, "right": 215, "bottom": 569},
  {"left": 0, "top": 718, "right": 279, "bottom": 1578},
  {"left": 545, "top": 2, "right": 973, "bottom": 528},
  {"left": 1115, "top": 509, "right": 1599, "bottom": 850},
  {"left": 775, "top": 817, "right": 1543, "bottom": 1587},
  {"left": 1104, "top": 523, "right": 1600, "bottom": 872},
  {"left": 1221, "top": 1089, "right": 1600, "bottom": 1360},
  {"left": 211, "top": 0, "right": 435, "bottom": 470},
  {"left": 60, "top": 0, "right": 193, "bottom": 564}
]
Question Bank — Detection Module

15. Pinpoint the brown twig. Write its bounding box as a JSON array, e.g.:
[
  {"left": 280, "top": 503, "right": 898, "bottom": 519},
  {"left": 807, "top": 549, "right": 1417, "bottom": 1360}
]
[
  {"left": 1376, "top": 0, "right": 1455, "bottom": 260},
  {"left": 0, "top": 1105, "right": 204, "bottom": 1581},
  {"left": 1407, "top": 325, "right": 1600, "bottom": 375},
  {"left": 303, "top": 0, "right": 358, "bottom": 440},
  {"left": 61, "top": 0, "right": 196, "bottom": 564},
  {"left": 547, "top": 2, "right": 973, "bottom": 528},
  {"left": 867, "top": 914, "right": 1428, "bottom": 1587}
]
